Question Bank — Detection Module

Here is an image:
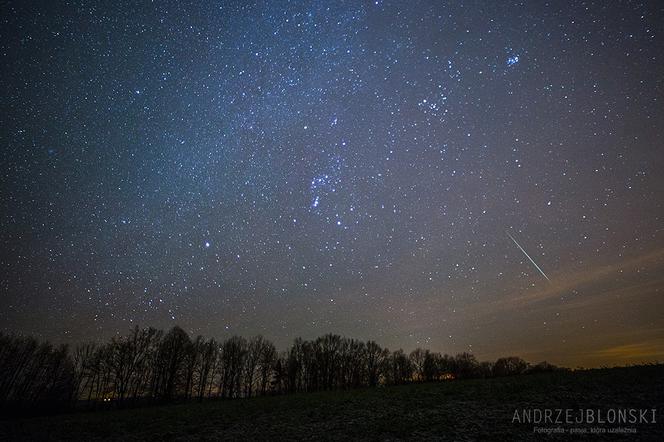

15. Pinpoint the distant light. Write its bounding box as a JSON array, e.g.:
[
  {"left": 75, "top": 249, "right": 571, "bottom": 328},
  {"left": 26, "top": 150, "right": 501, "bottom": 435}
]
[
  {"left": 205, "top": 242, "right": 210, "bottom": 248},
  {"left": 507, "top": 55, "right": 520, "bottom": 66}
]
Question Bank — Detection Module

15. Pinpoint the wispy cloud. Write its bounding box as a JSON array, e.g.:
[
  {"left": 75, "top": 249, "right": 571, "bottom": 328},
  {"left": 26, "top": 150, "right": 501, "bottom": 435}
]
[
  {"left": 407, "top": 247, "right": 664, "bottom": 367},
  {"left": 465, "top": 247, "right": 664, "bottom": 315},
  {"left": 591, "top": 340, "right": 664, "bottom": 361}
]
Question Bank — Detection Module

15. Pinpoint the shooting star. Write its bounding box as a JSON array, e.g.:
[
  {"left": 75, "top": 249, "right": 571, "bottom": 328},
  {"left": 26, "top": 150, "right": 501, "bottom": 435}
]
[{"left": 506, "top": 231, "right": 550, "bottom": 282}]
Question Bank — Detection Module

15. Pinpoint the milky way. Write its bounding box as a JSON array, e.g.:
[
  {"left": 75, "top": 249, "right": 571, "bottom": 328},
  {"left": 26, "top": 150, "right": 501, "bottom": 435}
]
[{"left": 2, "top": 1, "right": 664, "bottom": 367}]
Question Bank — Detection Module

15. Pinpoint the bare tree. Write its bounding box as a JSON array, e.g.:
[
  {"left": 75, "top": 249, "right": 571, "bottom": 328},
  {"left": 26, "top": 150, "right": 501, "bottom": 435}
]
[
  {"left": 218, "top": 336, "right": 247, "bottom": 398},
  {"left": 366, "top": 341, "right": 388, "bottom": 387},
  {"left": 195, "top": 337, "right": 218, "bottom": 401},
  {"left": 258, "top": 340, "right": 276, "bottom": 395},
  {"left": 71, "top": 342, "right": 96, "bottom": 403},
  {"left": 0, "top": 327, "right": 554, "bottom": 413},
  {"left": 409, "top": 348, "right": 427, "bottom": 382},
  {"left": 493, "top": 356, "right": 528, "bottom": 377},
  {"left": 243, "top": 336, "right": 265, "bottom": 398}
]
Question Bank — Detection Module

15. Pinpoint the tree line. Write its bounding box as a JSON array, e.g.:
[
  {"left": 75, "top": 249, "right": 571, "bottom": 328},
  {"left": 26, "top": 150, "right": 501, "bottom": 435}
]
[{"left": 0, "top": 326, "right": 561, "bottom": 413}]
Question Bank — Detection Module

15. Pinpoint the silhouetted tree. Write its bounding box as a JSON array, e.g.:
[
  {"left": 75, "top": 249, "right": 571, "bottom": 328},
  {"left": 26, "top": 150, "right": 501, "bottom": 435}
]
[
  {"left": 195, "top": 338, "right": 218, "bottom": 401},
  {"left": 258, "top": 340, "right": 276, "bottom": 395},
  {"left": 422, "top": 350, "right": 443, "bottom": 382},
  {"left": 366, "top": 341, "right": 388, "bottom": 387},
  {"left": 219, "top": 336, "right": 247, "bottom": 398},
  {"left": 155, "top": 326, "right": 191, "bottom": 400},
  {"left": 385, "top": 350, "right": 412, "bottom": 384},
  {"left": 71, "top": 342, "right": 96, "bottom": 404},
  {"left": 453, "top": 353, "right": 479, "bottom": 379},
  {"left": 0, "top": 327, "right": 561, "bottom": 413},
  {"left": 493, "top": 356, "right": 528, "bottom": 377},
  {"left": 409, "top": 348, "right": 427, "bottom": 381},
  {"left": 526, "top": 361, "right": 559, "bottom": 374}
]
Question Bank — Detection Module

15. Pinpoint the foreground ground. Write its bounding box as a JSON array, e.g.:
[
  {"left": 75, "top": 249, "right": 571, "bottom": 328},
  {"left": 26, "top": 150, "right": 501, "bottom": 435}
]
[{"left": 2, "top": 365, "right": 663, "bottom": 441}]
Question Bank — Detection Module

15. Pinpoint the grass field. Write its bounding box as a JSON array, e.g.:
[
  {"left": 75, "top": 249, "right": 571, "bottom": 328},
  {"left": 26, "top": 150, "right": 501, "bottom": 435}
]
[{"left": 2, "top": 365, "right": 663, "bottom": 441}]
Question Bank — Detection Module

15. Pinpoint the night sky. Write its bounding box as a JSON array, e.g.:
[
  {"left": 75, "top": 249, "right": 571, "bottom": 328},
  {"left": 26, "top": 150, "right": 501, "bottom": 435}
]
[{"left": 2, "top": 1, "right": 664, "bottom": 368}]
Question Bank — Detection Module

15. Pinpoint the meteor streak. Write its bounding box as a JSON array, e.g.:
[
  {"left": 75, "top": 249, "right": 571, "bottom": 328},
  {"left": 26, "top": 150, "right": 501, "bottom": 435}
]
[{"left": 506, "top": 231, "right": 550, "bottom": 281}]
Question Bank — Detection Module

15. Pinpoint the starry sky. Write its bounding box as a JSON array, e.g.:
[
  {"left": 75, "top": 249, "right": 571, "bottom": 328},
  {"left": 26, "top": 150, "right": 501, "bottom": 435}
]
[{"left": 2, "top": 1, "right": 664, "bottom": 368}]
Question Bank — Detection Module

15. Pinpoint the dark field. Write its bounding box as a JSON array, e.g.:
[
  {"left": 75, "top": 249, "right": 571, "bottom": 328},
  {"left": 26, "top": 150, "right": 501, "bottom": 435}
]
[{"left": 2, "top": 365, "right": 663, "bottom": 441}]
